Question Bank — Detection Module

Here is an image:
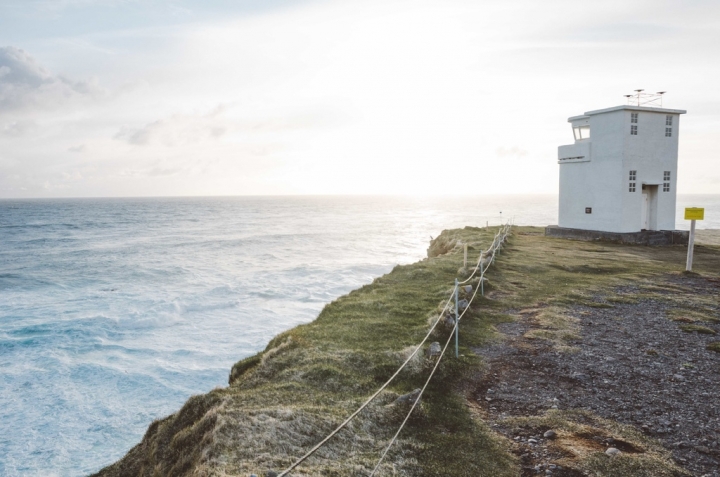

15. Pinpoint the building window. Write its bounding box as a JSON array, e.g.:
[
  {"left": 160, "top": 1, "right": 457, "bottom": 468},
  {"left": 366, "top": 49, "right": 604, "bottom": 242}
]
[
  {"left": 629, "top": 170, "right": 636, "bottom": 192},
  {"left": 665, "top": 127, "right": 672, "bottom": 137},
  {"left": 631, "top": 113, "right": 638, "bottom": 123},
  {"left": 573, "top": 125, "right": 590, "bottom": 140},
  {"left": 630, "top": 125, "right": 638, "bottom": 135},
  {"left": 629, "top": 183, "right": 636, "bottom": 192},
  {"left": 585, "top": 207, "right": 592, "bottom": 214},
  {"left": 663, "top": 183, "right": 670, "bottom": 192},
  {"left": 666, "top": 115, "right": 673, "bottom": 126},
  {"left": 663, "top": 171, "right": 671, "bottom": 192}
]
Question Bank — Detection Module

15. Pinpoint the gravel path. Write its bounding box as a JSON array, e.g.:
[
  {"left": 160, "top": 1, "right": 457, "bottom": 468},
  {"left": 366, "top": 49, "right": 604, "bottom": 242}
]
[{"left": 472, "top": 274, "right": 720, "bottom": 476}]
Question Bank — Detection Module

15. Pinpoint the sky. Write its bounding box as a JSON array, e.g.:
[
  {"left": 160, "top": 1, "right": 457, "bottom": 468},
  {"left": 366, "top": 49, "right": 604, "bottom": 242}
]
[{"left": 1, "top": 0, "right": 719, "bottom": 198}]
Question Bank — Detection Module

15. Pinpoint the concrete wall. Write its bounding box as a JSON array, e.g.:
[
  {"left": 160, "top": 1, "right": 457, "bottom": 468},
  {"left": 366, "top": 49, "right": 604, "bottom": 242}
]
[
  {"left": 622, "top": 109, "right": 680, "bottom": 232},
  {"left": 558, "top": 105, "right": 683, "bottom": 233}
]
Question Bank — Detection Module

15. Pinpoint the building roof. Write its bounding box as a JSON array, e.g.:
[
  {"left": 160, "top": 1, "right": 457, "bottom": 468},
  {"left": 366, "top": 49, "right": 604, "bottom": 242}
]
[{"left": 568, "top": 105, "right": 687, "bottom": 122}]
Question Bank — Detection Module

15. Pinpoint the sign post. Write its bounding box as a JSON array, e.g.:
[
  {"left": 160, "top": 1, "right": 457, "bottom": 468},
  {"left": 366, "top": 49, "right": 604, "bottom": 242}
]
[{"left": 684, "top": 208, "right": 705, "bottom": 271}]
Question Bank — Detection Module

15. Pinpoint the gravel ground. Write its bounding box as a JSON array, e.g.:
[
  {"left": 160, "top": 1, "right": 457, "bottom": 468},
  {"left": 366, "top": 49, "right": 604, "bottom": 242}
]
[{"left": 472, "top": 274, "right": 720, "bottom": 477}]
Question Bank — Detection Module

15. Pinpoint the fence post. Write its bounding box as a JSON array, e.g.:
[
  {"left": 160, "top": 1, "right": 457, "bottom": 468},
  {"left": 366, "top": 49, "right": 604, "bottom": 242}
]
[
  {"left": 454, "top": 279, "right": 459, "bottom": 358},
  {"left": 686, "top": 219, "right": 696, "bottom": 271}
]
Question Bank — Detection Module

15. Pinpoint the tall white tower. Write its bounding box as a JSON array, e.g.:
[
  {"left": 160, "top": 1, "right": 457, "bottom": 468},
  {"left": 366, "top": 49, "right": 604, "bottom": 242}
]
[{"left": 557, "top": 94, "right": 686, "bottom": 234}]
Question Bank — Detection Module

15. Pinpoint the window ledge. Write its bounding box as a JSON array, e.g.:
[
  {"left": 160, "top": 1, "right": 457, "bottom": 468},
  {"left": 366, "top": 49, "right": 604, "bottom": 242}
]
[{"left": 558, "top": 156, "right": 590, "bottom": 164}]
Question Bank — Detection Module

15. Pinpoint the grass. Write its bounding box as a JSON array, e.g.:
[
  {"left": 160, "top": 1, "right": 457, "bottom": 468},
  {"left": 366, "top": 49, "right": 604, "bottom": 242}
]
[
  {"left": 707, "top": 342, "right": 720, "bottom": 353},
  {"left": 678, "top": 324, "right": 717, "bottom": 335},
  {"left": 93, "top": 226, "right": 720, "bottom": 477}
]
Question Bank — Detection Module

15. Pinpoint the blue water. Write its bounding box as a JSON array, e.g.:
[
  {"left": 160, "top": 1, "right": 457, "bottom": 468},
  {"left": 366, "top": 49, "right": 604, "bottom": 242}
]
[{"left": 0, "top": 195, "right": 717, "bottom": 476}]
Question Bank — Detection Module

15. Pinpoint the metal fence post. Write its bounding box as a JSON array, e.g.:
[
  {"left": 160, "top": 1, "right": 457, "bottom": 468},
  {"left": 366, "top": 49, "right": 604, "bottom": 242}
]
[{"left": 454, "top": 279, "right": 459, "bottom": 358}]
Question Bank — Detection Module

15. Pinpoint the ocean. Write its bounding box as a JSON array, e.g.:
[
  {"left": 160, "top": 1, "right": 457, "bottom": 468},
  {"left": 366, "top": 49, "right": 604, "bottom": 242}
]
[{"left": 0, "top": 195, "right": 717, "bottom": 476}]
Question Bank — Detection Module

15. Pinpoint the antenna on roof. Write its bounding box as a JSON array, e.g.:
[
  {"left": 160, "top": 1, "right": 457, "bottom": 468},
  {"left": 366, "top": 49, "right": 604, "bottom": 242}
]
[{"left": 625, "top": 89, "right": 666, "bottom": 107}]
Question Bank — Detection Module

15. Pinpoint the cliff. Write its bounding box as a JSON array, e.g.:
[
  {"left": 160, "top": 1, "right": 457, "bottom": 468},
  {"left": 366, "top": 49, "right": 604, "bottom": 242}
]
[{"left": 92, "top": 226, "right": 720, "bottom": 477}]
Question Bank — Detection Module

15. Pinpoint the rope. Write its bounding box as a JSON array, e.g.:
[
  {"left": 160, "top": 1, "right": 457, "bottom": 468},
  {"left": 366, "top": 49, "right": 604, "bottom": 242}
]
[
  {"left": 458, "top": 225, "right": 508, "bottom": 285},
  {"left": 277, "top": 223, "right": 512, "bottom": 477},
  {"left": 369, "top": 309, "right": 459, "bottom": 476},
  {"left": 369, "top": 223, "right": 511, "bottom": 475},
  {"left": 277, "top": 291, "right": 456, "bottom": 476}
]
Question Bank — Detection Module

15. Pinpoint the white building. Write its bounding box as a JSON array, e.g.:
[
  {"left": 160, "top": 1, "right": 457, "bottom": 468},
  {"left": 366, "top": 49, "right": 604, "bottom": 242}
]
[{"left": 557, "top": 104, "right": 686, "bottom": 233}]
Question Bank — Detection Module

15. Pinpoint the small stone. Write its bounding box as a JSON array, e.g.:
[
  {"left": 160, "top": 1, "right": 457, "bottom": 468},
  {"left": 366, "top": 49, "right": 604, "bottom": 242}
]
[
  {"left": 458, "top": 299, "right": 469, "bottom": 310},
  {"left": 673, "top": 374, "right": 685, "bottom": 381},
  {"left": 265, "top": 473, "right": 278, "bottom": 477},
  {"left": 695, "top": 445, "right": 712, "bottom": 454},
  {"left": 395, "top": 388, "right": 421, "bottom": 405},
  {"left": 605, "top": 447, "right": 621, "bottom": 456},
  {"left": 464, "top": 285, "right": 472, "bottom": 294},
  {"left": 528, "top": 438, "right": 538, "bottom": 444},
  {"left": 544, "top": 430, "right": 557, "bottom": 439},
  {"left": 427, "top": 342, "right": 441, "bottom": 357}
]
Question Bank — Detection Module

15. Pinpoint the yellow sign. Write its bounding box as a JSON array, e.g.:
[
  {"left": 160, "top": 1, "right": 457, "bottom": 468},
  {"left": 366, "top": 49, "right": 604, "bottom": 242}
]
[{"left": 684, "top": 208, "right": 705, "bottom": 220}]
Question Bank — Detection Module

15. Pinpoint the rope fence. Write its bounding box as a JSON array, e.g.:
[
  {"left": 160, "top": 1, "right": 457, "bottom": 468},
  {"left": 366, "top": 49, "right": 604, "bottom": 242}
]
[{"left": 276, "top": 223, "right": 513, "bottom": 477}]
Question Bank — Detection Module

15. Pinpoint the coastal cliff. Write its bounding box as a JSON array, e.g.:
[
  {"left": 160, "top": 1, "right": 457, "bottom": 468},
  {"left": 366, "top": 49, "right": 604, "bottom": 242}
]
[{"left": 93, "top": 227, "right": 720, "bottom": 476}]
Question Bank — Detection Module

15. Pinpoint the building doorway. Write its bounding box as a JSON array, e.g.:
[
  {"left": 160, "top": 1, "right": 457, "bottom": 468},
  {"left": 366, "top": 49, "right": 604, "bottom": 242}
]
[{"left": 641, "top": 184, "right": 659, "bottom": 231}]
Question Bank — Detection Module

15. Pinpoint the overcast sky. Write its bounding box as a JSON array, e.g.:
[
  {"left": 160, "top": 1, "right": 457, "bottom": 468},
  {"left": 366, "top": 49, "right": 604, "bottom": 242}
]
[{"left": 1, "top": 0, "right": 719, "bottom": 198}]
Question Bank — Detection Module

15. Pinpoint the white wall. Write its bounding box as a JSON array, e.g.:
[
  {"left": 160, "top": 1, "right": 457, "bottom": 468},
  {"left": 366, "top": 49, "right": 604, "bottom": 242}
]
[{"left": 558, "top": 106, "right": 683, "bottom": 233}]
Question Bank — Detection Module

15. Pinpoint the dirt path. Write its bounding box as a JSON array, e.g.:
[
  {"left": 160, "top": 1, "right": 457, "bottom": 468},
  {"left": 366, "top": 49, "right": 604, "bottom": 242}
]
[{"left": 471, "top": 274, "right": 720, "bottom": 477}]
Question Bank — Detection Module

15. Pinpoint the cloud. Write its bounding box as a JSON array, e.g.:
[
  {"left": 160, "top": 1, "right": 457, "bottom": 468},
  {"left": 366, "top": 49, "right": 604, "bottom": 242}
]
[
  {"left": 112, "top": 106, "right": 333, "bottom": 147},
  {"left": 68, "top": 144, "right": 86, "bottom": 152},
  {"left": 0, "top": 46, "right": 100, "bottom": 111},
  {"left": 0, "top": 119, "right": 37, "bottom": 137},
  {"left": 496, "top": 146, "right": 529, "bottom": 158},
  {"left": 113, "top": 107, "right": 233, "bottom": 146}
]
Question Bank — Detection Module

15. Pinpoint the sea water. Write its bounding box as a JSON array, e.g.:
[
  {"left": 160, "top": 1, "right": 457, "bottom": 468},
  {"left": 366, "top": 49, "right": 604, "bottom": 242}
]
[{"left": 0, "top": 195, "right": 717, "bottom": 476}]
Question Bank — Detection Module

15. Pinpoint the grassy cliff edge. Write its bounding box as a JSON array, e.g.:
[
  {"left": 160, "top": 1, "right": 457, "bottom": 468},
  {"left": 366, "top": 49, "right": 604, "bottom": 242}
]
[{"left": 93, "top": 226, "right": 720, "bottom": 476}]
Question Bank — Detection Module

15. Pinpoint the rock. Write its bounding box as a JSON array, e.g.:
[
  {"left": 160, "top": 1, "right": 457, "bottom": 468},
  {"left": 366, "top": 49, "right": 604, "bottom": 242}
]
[
  {"left": 395, "top": 388, "right": 421, "bottom": 405},
  {"left": 265, "top": 472, "right": 278, "bottom": 477},
  {"left": 443, "top": 315, "right": 456, "bottom": 328},
  {"left": 427, "top": 342, "right": 441, "bottom": 357},
  {"left": 605, "top": 447, "right": 621, "bottom": 456},
  {"left": 695, "top": 445, "right": 712, "bottom": 455},
  {"left": 543, "top": 430, "right": 557, "bottom": 439},
  {"left": 572, "top": 373, "right": 589, "bottom": 383},
  {"left": 458, "top": 299, "right": 469, "bottom": 310},
  {"left": 673, "top": 374, "right": 685, "bottom": 381},
  {"left": 464, "top": 285, "right": 473, "bottom": 294},
  {"left": 528, "top": 438, "right": 538, "bottom": 444}
]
